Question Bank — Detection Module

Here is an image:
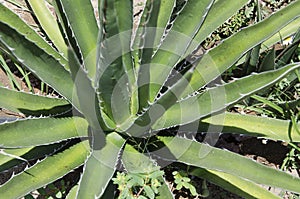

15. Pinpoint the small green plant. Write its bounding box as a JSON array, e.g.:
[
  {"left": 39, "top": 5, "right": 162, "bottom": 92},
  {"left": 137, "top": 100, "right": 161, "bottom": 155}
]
[
  {"left": 172, "top": 171, "right": 198, "bottom": 197},
  {"left": 113, "top": 168, "right": 164, "bottom": 199}
]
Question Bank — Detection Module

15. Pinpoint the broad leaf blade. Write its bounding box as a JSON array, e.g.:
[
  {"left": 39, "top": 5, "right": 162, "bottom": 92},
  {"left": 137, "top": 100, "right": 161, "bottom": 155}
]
[
  {"left": 184, "top": 0, "right": 249, "bottom": 57},
  {"left": 0, "top": 87, "right": 70, "bottom": 116},
  {"left": 196, "top": 112, "right": 300, "bottom": 142},
  {"left": 0, "top": 117, "right": 89, "bottom": 148},
  {"left": 149, "top": 0, "right": 214, "bottom": 102},
  {"left": 153, "top": 63, "right": 300, "bottom": 129},
  {"left": 184, "top": 1, "right": 300, "bottom": 97},
  {"left": 158, "top": 136, "right": 300, "bottom": 193},
  {"left": 0, "top": 22, "right": 74, "bottom": 101},
  {"left": 55, "top": 0, "right": 98, "bottom": 79},
  {"left": 0, "top": 141, "right": 90, "bottom": 199},
  {"left": 0, "top": 3, "right": 68, "bottom": 70},
  {"left": 191, "top": 168, "right": 281, "bottom": 199},
  {"left": 96, "top": 0, "right": 133, "bottom": 124},
  {"left": 77, "top": 132, "right": 125, "bottom": 199},
  {"left": 27, "top": 0, "right": 68, "bottom": 57},
  {"left": 68, "top": 48, "right": 112, "bottom": 131}
]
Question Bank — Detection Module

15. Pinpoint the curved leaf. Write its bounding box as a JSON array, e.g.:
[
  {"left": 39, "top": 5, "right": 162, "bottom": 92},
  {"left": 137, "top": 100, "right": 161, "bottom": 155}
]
[
  {"left": 0, "top": 3, "right": 68, "bottom": 70},
  {"left": 185, "top": 1, "right": 300, "bottom": 96},
  {"left": 153, "top": 63, "right": 300, "bottom": 129},
  {"left": 0, "top": 22, "right": 74, "bottom": 101},
  {"left": 96, "top": 0, "right": 133, "bottom": 123},
  {"left": 68, "top": 48, "right": 112, "bottom": 131},
  {"left": 191, "top": 168, "right": 281, "bottom": 199},
  {"left": 122, "top": 143, "right": 174, "bottom": 199},
  {"left": 0, "top": 117, "right": 89, "bottom": 148},
  {"left": 0, "top": 141, "right": 90, "bottom": 199},
  {"left": 194, "top": 112, "right": 300, "bottom": 142},
  {"left": 0, "top": 86, "right": 70, "bottom": 116},
  {"left": 158, "top": 136, "right": 300, "bottom": 193},
  {"left": 55, "top": 0, "right": 98, "bottom": 79},
  {"left": 184, "top": 0, "right": 249, "bottom": 57},
  {"left": 27, "top": 0, "right": 68, "bottom": 57},
  {"left": 149, "top": 0, "right": 214, "bottom": 102},
  {"left": 0, "top": 147, "right": 32, "bottom": 165},
  {"left": 262, "top": 17, "right": 300, "bottom": 50}
]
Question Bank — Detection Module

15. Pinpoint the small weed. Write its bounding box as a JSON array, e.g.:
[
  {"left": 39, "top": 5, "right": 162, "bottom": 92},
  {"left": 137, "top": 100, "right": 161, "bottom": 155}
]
[{"left": 113, "top": 168, "right": 164, "bottom": 199}]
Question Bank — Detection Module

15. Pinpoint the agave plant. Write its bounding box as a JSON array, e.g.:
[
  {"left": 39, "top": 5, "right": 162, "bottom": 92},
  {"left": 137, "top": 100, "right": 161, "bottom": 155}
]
[{"left": 0, "top": 0, "right": 300, "bottom": 198}]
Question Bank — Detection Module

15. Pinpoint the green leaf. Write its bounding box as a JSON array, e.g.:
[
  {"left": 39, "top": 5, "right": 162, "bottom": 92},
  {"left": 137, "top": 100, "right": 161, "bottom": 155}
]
[
  {"left": 191, "top": 168, "right": 281, "bottom": 199},
  {"left": 0, "top": 87, "right": 70, "bottom": 116},
  {"left": 0, "top": 142, "right": 68, "bottom": 173},
  {"left": 27, "top": 0, "right": 68, "bottom": 57},
  {"left": 121, "top": 143, "right": 174, "bottom": 199},
  {"left": 259, "top": 48, "right": 275, "bottom": 72},
  {"left": 96, "top": 0, "right": 134, "bottom": 123},
  {"left": 185, "top": 1, "right": 300, "bottom": 96},
  {"left": 276, "top": 28, "right": 300, "bottom": 68},
  {"left": 77, "top": 132, "right": 125, "bottom": 199},
  {"left": 149, "top": 0, "right": 214, "bottom": 102},
  {"left": 68, "top": 48, "right": 112, "bottom": 131},
  {"left": 123, "top": 64, "right": 195, "bottom": 136},
  {"left": 136, "top": 0, "right": 162, "bottom": 111},
  {"left": 66, "top": 185, "right": 78, "bottom": 199},
  {"left": 156, "top": 177, "right": 174, "bottom": 199},
  {"left": 0, "top": 22, "right": 74, "bottom": 101},
  {"left": 0, "top": 141, "right": 90, "bottom": 199},
  {"left": 184, "top": 0, "right": 249, "bottom": 57},
  {"left": 158, "top": 136, "right": 300, "bottom": 193},
  {"left": 153, "top": 0, "right": 176, "bottom": 50},
  {"left": 196, "top": 112, "right": 300, "bottom": 142},
  {"left": 55, "top": 0, "right": 98, "bottom": 79},
  {"left": 122, "top": 144, "right": 156, "bottom": 174},
  {"left": 262, "top": 17, "right": 300, "bottom": 50},
  {"left": 0, "top": 147, "right": 32, "bottom": 165},
  {"left": 251, "top": 94, "right": 284, "bottom": 114},
  {"left": 144, "top": 185, "right": 155, "bottom": 199},
  {"left": 0, "top": 117, "right": 89, "bottom": 148},
  {"left": 0, "top": 3, "right": 68, "bottom": 70},
  {"left": 153, "top": 63, "right": 300, "bottom": 129}
]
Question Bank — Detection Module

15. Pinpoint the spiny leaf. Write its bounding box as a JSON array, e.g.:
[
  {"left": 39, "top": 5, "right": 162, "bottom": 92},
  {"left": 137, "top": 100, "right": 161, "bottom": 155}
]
[
  {"left": 0, "top": 141, "right": 90, "bottom": 199},
  {"left": 0, "top": 22, "right": 74, "bottom": 101},
  {"left": 158, "top": 136, "right": 300, "bottom": 193},
  {"left": 68, "top": 48, "right": 112, "bottom": 131},
  {"left": 0, "top": 86, "right": 70, "bottom": 116},
  {"left": 121, "top": 63, "right": 195, "bottom": 136},
  {"left": 136, "top": 0, "right": 161, "bottom": 112},
  {"left": 185, "top": 1, "right": 300, "bottom": 96},
  {"left": 184, "top": 0, "right": 249, "bottom": 57},
  {"left": 27, "top": 0, "right": 68, "bottom": 57},
  {"left": 77, "top": 132, "right": 125, "bottom": 199},
  {"left": 0, "top": 117, "right": 89, "bottom": 148},
  {"left": 195, "top": 112, "right": 300, "bottom": 142},
  {"left": 0, "top": 142, "right": 69, "bottom": 173},
  {"left": 153, "top": 63, "right": 300, "bottom": 130},
  {"left": 148, "top": 0, "right": 214, "bottom": 102},
  {"left": 96, "top": 0, "right": 133, "bottom": 124},
  {"left": 0, "top": 148, "right": 32, "bottom": 165},
  {"left": 54, "top": 0, "right": 98, "bottom": 79},
  {"left": 0, "top": 3, "right": 68, "bottom": 70},
  {"left": 191, "top": 168, "right": 281, "bottom": 199}
]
